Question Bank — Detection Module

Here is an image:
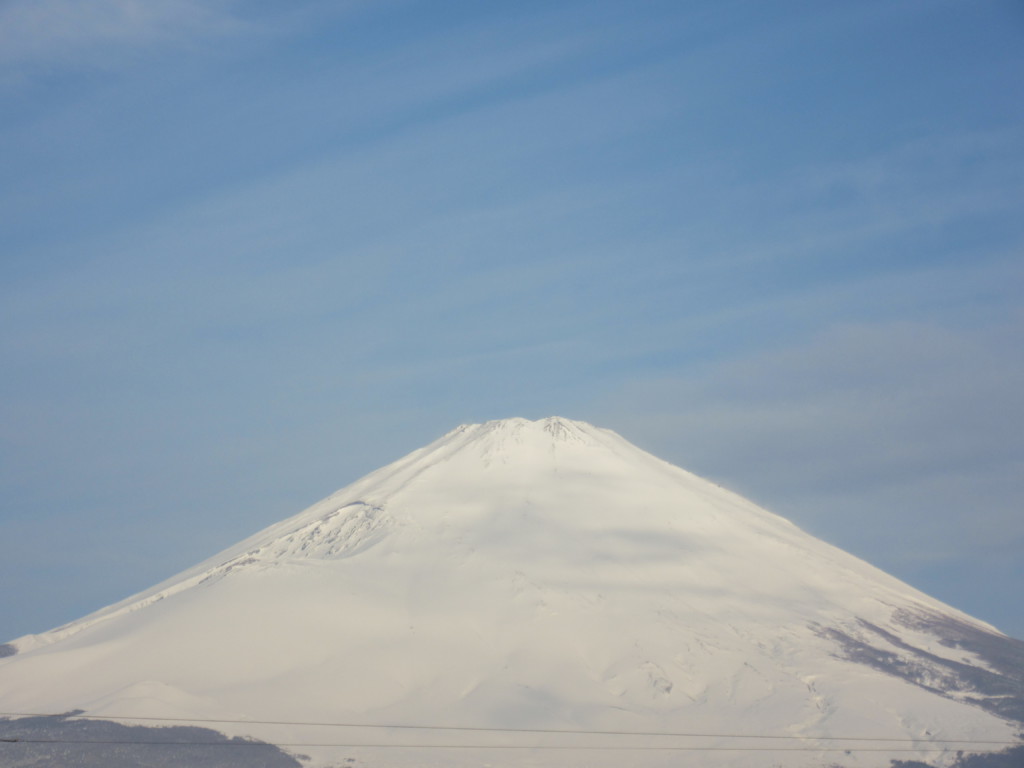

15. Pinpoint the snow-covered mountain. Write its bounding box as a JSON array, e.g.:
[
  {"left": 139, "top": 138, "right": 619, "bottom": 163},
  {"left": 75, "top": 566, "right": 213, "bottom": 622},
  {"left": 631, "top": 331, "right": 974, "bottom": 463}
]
[{"left": 1, "top": 417, "right": 1021, "bottom": 768}]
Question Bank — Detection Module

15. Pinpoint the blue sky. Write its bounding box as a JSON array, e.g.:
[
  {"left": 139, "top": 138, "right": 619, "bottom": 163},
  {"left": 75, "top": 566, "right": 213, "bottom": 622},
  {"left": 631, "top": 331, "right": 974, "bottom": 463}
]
[{"left": 1, "top": 0, "right": 1022, "bottom": 642}]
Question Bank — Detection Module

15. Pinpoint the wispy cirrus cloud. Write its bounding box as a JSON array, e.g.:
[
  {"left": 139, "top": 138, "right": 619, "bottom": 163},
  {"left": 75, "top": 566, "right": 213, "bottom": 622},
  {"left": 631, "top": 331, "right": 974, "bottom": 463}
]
[{"left": 0, "top": 0, "right": 246, "bottom": 75}]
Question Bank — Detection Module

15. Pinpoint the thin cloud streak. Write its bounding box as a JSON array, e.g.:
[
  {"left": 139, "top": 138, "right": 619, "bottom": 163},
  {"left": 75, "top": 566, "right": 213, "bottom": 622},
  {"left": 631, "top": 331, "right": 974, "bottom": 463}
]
[{"left": 0, "top": 0, "right": 243, "bottom": 66}]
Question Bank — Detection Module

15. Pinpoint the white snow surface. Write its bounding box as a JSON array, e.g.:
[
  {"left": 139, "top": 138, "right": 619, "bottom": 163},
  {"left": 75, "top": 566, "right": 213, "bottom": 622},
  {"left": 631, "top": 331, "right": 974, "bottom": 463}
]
[{"left": 0, "top": 417, "right": 1017, "bottom": 767}]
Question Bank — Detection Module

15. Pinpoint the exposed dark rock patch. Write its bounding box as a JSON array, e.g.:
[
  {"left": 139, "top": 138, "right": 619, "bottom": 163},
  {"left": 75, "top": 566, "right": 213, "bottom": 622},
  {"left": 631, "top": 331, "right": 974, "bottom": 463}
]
[
  {"left": 893, "top": 609, "right": 1024, "bottom": 684},
  {"left": 892, "top": 744, "right": 1024, "bottom": 768},
  {"left": 816, "top": 608, "right": 1024, "bottom": 724},
  {"left": 0, "top": 644, "right": 16, "bottom": 658}
]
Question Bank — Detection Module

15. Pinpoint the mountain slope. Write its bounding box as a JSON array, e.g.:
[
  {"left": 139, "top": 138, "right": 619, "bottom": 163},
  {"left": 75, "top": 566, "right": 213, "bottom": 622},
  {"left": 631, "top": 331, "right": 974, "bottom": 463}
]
[{"left": 1, "top": 417, "right": 1020, "bottom": 768}]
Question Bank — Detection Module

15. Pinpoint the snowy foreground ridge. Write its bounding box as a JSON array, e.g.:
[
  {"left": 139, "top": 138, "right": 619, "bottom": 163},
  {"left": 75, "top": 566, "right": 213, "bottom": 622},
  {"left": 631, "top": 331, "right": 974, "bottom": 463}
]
[{"left": 2, "top": 417, "right": 1022, "bottom": 768}]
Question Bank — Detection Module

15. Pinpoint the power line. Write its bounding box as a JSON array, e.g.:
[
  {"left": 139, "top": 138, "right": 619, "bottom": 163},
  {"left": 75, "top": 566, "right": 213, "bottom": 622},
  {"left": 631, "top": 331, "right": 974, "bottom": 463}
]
[
  {"left": 0, "top": 712, "right": 1015, "bottom": 745},
  {"left": 0, "top": 738, "right": 1013, "bottom": 753}
]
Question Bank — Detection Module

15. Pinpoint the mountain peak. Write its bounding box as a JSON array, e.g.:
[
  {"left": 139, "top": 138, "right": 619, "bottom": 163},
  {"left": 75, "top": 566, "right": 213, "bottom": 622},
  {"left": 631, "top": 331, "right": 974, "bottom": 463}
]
[
  {"left": 451, "top": 416, "right": 602, "bottom": 443},
  {"left": 3, "top": 418, "right": 1021, "bottom": 768},
  {"left": 414, "top": 416, "right": 618, "bottom": 472}
]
